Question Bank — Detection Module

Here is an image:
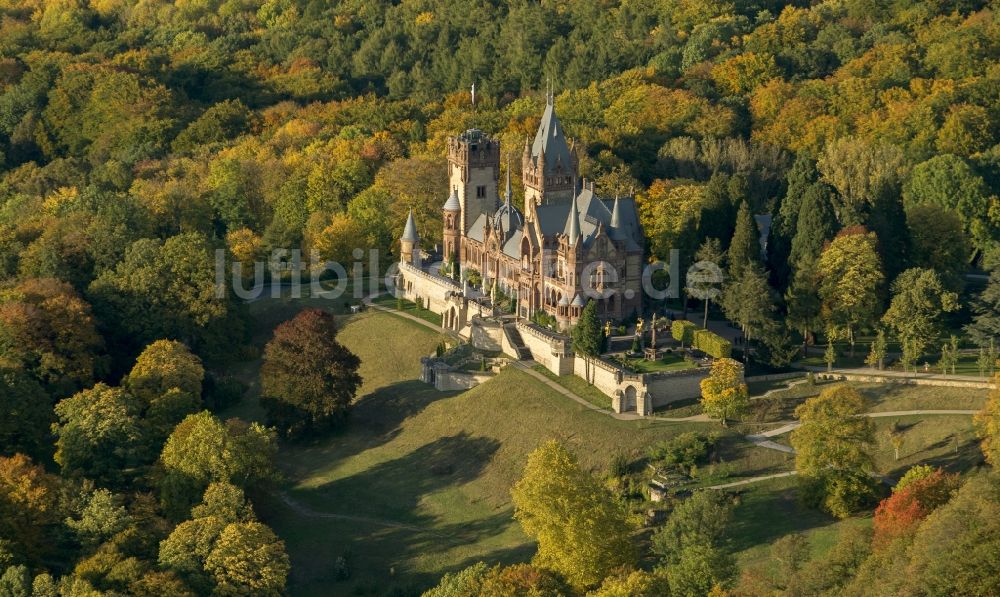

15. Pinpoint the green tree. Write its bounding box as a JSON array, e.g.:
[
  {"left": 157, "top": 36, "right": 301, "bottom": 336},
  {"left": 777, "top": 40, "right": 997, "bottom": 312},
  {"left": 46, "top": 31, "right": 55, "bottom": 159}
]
[
  {"left": 881, "top": 268, "right": 959, "bottom": 362},
  {"left": 866, "top": 329, "right": 888, "bottom": 371},
  {"left": 53, "top": 383, "right": 145, "bottom": 486},
  {"left": 88, "top": 233, "right": 231, "bottom": 357},
  {"left": 786, "top": 263, "right": 822, "bottom": 358},
  {"left": 791, "top": 386, "right": 877, "bottom": 518},
  {"left": 687, "top": 237, "right": 724, "bottom": 328},
  {"left": 0, "top": 368, "right": 51, "bottom": 460},
  {"left": 817, "top": 229, "right": 884, "bottom": 357},
  {"left": 720, "top": 262, "right": 775, "bottom": 358},
  {"left": 788, "top": 182, "right": 838, "bottom": 273},
  {"left": 158, "top": 482, "right": 285, "bottom": 595},
  {"left": 903, "top": 154, "right": 996, "bottom": 253},
  {"left": 125, "top": 340, "right": 204, "bottom": 441},
  {"left": 727, "top": 200, "right": 760, "bottom": 280},
  {"left": 260, "top": 309, "right": 361, "bottom": 438},
  {"left": 906, "top": 204, "right": 971, "bottom": 290},
  {"left": 817, "top": 137, "right": 904, "bottom": 226},
  {"left": 938, "top": 336, "right": 960, "bottom": 375},
  {"left": 966, "top": 254, "right": 1000, "bottom": 347},
  {"left": 511, "top": 440, "right": 635, "bottom": 590},
  {"left": 158, "top": 412, "right": 276, "bottom": 520},
  {"left": 652, "top": 490, "right": 736, "bottom": 595},
  {"left": 65, "top": 489, "right": 131, "bottom": 548}
]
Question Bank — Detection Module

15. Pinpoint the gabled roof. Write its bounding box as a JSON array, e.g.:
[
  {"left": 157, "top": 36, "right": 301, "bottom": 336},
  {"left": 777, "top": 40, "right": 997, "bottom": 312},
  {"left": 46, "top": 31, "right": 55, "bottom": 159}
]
[
  {"left": 530, "top": 98, "right": 573, "bottom": 174},
  {"left": 401, "top": 208, "right": 419, "bottom": 243},
  {"left": 533, "top": 185, "right": 643, "bottom": 252}
]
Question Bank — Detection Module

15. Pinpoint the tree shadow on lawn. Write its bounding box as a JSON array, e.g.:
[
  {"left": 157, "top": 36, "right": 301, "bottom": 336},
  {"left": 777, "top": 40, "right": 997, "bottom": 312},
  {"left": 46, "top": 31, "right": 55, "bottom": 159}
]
[
  {"left": 351, "top": 380, "right": 460, "bottom": 438},
  {"left": 883, "top": 433, "right": 985, "bottom": 480},
  {"left": 726, "top": 480, "right": 840, "bottom": 554},
  {"left": 297, "top": 432, "right": 501, "bottom": 524},
  {"left": 278, "top": 380, "right": 458, "bottom": 465},
  {"left": 261, "top": 434, "right": 535, "bottom": 595}
]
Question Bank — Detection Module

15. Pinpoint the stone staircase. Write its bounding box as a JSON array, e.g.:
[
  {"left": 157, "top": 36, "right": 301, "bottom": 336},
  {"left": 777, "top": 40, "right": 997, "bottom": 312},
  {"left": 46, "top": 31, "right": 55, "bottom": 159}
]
[{"left": 503, "top": 323, "right": 532, "bottom": 360}]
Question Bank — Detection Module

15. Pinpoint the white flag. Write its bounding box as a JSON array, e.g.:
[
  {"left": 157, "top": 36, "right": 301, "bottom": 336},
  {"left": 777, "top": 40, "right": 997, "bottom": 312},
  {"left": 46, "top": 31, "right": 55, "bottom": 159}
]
[{"left": 471, "top": 83, "right": 475, "bottom": 106}]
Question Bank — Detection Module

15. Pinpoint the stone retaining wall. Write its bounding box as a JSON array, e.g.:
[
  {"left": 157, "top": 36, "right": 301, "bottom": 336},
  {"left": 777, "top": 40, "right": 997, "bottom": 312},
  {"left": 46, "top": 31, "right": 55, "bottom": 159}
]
[
  {"left": 816, "top": 371, "right": 996, "bottom": 390},
  {"left": 516, "top": 321, "right": 574, "bottom": 375}
]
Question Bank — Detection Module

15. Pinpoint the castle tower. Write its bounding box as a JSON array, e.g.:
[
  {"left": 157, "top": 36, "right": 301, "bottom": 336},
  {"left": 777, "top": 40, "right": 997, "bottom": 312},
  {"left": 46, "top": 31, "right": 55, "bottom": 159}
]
[
  {"left": 447, "top": 128, "right": 500, "bottom": 234},
  {"left": 523, "top": 93, "right": 578, "bottom": 211},
  {"left": 400, "top": 208, "right": 420, "bottom": 266},
  {"left": 441, "top": 189, "right": 461, "bottom": 266}
]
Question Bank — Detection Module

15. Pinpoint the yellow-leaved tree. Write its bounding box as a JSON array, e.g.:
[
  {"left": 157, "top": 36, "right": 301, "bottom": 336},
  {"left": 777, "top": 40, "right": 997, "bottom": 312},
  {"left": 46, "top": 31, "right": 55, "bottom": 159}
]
[
  {"left": 791, "top": 386, "right": 876, "bottom": 518},
  {"left": 511, "top": 440, "right": 635, "bottom": 590},
  {"left": 975, "top": 375, "right": 1000, "bottom": 465},
  {"left": 700, "top": 358, "right": 748, "bottom": 426}
]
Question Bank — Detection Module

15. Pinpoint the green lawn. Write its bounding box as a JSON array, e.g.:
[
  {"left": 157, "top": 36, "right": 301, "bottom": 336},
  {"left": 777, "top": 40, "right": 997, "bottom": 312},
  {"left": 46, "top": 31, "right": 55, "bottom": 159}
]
[
  {"left": 730, "top": 476, "right": 871, "bottom": 572},
  {"left": 611, "top": 352, "right": 698, "bottom": 374},
  {"left": 531, "top": 364, "right": 613, "bottom": 410},
  {"left": 227, "top": 297, "right": 988, "bottom": 596},
  {"left": 372, "top": 294, "right": 443, "bottom": 327},
  {"left": 239, "top": 306, "right": 787, "bottom": 594}
]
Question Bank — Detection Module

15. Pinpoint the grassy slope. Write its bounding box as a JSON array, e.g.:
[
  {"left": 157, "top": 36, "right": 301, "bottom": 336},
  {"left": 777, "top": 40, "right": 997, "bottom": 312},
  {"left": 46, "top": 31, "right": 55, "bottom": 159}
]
[
  {"left": 249, "top": 309, "right": 787, "bottom": 595},
  {"left": 236, "top": 300, "right": 987, "bottom": 595}
]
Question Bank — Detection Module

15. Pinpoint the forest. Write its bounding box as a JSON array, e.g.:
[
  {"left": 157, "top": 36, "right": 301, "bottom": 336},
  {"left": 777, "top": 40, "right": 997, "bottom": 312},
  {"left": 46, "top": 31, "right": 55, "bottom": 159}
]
[{"left": 0, "top": 0, "right": 999, "bottom": 594}]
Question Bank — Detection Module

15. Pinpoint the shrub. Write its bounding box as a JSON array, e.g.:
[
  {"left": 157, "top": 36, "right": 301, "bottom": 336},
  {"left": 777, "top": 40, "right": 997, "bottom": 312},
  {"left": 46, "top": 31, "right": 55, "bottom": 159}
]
[
  {"left": 672, "top": 320, "right": 697, "bottom": 347},
  {"left": 694, "top": 329, "right": 732, "bottom": 358},
  {"left": 649, "top": 432, "right": 718, "bottom": 473}
]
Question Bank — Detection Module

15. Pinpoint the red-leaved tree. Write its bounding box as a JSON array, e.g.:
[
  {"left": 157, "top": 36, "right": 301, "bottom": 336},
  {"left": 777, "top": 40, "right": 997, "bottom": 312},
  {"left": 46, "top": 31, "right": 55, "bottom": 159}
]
[
  {"left": 260, "top": 309, "right": 361, "bottom": 438},
  {"left": 872, "top": 468, "right": 960, "bottom": 548}
]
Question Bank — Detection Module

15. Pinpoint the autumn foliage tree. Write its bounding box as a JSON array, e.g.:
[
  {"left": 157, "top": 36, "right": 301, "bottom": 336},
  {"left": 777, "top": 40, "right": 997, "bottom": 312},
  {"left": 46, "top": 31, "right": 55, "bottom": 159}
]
[
  {"left": 791, "top": 386, "right": 877, "bottom": 518},
  {"left": 511, "top": 440, "right": 635, "bottom": 590},
  {"left": 700, "top": 358, "right": 748, "bottom": 426},
  {"left": 260, "top": 308, "right": 361, "bottom": 438},
  {"left": 872, "top": 466, "right": 960, "bottom": 549},
  {"left": 0, "top": 277, "right": 104, "bottom": 395}
]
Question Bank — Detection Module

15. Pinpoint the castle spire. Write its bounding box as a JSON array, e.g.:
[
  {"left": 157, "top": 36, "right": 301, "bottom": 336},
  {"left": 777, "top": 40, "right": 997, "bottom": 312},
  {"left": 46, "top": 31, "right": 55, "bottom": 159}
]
[
  {"left": 504, "top": 157, "right": 513, "bottom": 205},
  {"left": 565, "top": 193, "right": 580, "bottom": 246},
  {"left": 401, "top": 208, "right": 419, "bottom": 243}
]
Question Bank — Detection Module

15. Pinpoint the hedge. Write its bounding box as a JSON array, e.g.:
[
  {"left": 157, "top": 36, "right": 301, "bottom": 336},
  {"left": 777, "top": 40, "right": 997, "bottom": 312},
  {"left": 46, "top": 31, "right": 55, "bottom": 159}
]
[
  {"left": 671, "top": 320, "right": 697, "bottom": 347},
  {"left": 693, "top": 329, "right": 732, "bottom": 359}
]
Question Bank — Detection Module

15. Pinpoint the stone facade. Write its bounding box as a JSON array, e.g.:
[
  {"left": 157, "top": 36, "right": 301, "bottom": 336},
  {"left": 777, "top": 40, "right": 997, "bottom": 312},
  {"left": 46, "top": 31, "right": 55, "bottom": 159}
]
[{"left": 405, "top": 97, "right": 645, "bottom": 331}]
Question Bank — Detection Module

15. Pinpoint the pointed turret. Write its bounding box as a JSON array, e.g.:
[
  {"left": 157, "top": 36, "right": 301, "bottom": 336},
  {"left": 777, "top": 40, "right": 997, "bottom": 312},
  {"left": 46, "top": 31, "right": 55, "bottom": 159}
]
[
  {"left": 565, "top": 193, "right": 581, "bottom": 247},
  {"left": 400, "top": 208, "right": 420, "bottom": 265},
  {"left": 401, "top": 208, "right": 419, "bottom": 243},
  {"left": 609, "top": 195, "right": 624, "bottom": 240}
]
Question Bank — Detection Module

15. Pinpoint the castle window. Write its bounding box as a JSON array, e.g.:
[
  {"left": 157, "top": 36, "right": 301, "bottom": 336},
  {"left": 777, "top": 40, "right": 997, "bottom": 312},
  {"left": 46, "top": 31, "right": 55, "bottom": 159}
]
[{"left": 476, "top": 185, "right": 486, "bottom": 198}]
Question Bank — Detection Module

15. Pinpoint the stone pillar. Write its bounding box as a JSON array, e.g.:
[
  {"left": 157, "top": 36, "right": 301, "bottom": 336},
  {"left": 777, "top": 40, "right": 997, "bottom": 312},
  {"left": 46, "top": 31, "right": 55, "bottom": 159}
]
[
  {"left": 612, "top": 390, "right": 623, "bottom": 414},
  {"left": 637, "top": 390, "right": 651, "bottom": 417}
]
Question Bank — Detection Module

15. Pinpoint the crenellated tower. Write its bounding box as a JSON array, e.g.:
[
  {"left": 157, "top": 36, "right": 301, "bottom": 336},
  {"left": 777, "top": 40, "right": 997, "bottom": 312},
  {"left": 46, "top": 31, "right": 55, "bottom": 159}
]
[{"left": 447, "top": 128, "right": 500, "bottom": 234}]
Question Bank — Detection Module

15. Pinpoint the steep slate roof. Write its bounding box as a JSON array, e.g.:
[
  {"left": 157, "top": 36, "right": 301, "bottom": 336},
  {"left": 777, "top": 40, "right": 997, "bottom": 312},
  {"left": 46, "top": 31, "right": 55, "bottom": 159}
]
[
  {"left": 401, "top": 208, "right": 419, "bottom": 242},
  {"left": 532, "top": 186, "right": 642, "bottom": 252},
  {"left": 530, "top": 99, "right": 573, "bottom": 175}
]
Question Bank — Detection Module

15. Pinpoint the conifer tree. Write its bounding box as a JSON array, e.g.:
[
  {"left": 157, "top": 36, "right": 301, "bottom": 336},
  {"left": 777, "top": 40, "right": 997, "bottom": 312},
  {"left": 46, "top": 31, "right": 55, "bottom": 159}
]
[
  {"left": 727, "top": 201, "right": 760, "bottom": 281},
  {"left": 789, "top": 183, "right": 838, "bottom": 274}
]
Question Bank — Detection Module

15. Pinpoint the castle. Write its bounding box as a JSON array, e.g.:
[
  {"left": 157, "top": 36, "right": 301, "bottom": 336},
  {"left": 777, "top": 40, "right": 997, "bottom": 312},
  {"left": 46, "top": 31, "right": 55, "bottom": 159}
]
[{"left": 399, "top": 95, "right": 645, "bottom": 330}]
